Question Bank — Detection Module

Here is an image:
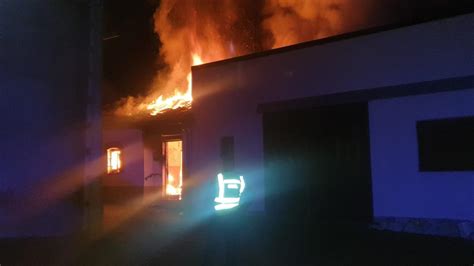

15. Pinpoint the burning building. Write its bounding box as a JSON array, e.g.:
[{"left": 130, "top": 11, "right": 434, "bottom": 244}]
[
  {"left": 7, "top": 0, "right": 468, "bottom": 240},
  {"left": 102, "top": 12, "right": 474, "bottom": 239},
  {"left": 2, "top": 2, "right": 472, "bottom": 264}
]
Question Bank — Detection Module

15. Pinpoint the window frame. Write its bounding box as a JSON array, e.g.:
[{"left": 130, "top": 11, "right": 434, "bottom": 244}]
[{"left": 106, "top": 146, "right": 123, "bottom": 174}]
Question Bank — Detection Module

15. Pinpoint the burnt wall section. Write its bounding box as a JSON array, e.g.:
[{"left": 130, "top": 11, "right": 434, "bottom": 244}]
[{"left": 0, "top": 0, "right": 95, "bottom": 237}]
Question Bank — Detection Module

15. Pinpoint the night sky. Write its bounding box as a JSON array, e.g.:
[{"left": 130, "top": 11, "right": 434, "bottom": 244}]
[{"left": 103, "top": 0, "right": 473, "bottom": 108}]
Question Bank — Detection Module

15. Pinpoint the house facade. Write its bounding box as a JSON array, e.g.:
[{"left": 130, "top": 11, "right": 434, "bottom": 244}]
[
  {"left": 188, "top": 13, "right": 474, "bottom": 238},
  {"left": 99, "top": 13, "right": 473, "bottom": 238}
]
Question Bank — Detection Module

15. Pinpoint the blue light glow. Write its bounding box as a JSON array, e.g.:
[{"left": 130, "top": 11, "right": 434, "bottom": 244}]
[{"left": 214, "top": 173, "right": 245, "bottom": 211}]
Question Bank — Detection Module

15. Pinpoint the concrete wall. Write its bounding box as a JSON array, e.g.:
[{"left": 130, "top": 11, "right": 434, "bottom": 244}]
[
  {"left": 0, "top": 1, "right": 95, "bottom": 236},
  {"left": 370, "top": 89, "right": 474, "bottom": 220},
  {"left": 190, "top": 13, "right": 474, "bottom": 213}
]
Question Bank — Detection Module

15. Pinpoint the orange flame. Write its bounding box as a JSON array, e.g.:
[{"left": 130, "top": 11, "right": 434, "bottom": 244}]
[
  {"left": 146, "top": 54, "right": 203, "bottom": 116},
  {"left": 165, "top": 174, "right": 182, "bottom": 197},
  {"left": 113, "top": 0, "right": 376, "bottom": 118},
  {"left": 113, "top": 0, "right": 248, "bottom": 118}
]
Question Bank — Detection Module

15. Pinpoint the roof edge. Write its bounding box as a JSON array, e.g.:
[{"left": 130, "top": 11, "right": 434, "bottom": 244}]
[
  {"left": 257, "top": 75, "right": 474, "bottom": 113},
  {"left": 193, "top": 11, "right": 474, "bottom": 71}
]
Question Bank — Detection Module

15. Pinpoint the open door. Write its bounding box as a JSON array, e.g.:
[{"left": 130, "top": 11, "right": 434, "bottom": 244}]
[
  {"left": 162, "top": 138, "right": 183, "bottom": 200},
  {"left": 263, "top": 103, "right": 373, "bottom": 222}
]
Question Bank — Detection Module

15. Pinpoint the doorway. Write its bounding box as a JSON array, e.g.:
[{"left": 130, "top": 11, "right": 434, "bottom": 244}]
[
  {"left": 162, "top": 138, "right": 183, "bottom": 200},
  {"left": 263, "top": 103, "right": 373, "bottom": 223}
]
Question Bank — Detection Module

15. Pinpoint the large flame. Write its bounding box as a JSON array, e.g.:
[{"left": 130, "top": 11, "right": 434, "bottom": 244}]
[
  {"left": 114, "top": 0, "right": 241, "bottom": 117},
  {"left": 146, "top": 54, "right": 203, "bottom": 116},
  {"left": 263, "top": 0, "right": 375, "bottom": 49},
  {"left": 114, "top": 0, "right": 377, "bottom": 117}
]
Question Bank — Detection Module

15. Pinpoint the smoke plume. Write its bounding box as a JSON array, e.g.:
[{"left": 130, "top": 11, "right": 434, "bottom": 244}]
[{"left": 263, "top": 0, "right": 376, "bottom": 48}]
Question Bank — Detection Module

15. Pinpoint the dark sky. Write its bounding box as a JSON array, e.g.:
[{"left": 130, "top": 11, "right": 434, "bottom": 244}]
[
  {"left": 103, "top": 0, "right": 158, "bottom": 107},
  {"left": 102, "top": 0, "right": 473, "bottom": 108}
]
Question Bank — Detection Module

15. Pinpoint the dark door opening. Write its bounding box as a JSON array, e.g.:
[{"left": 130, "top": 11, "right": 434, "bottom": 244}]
[{"left": 263, "top": 103, "right": 373, "bottom": 224}]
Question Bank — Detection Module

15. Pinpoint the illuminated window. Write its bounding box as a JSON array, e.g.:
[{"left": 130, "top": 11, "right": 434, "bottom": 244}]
[
  {"left": 163, "top": 139, "right": 183, "bottom": 200},
  {"left": 107, "top": 147, "right": 122, "bottom": 174}
]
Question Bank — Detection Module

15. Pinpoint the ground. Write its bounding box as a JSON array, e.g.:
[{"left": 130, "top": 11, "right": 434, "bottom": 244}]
[{"left": 0, "top": 208, "right": 472, "bottom": 265}]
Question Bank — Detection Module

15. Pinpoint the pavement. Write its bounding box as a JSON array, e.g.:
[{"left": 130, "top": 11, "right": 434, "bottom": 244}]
[{"left": 0, "top": 208, "right": 473, "bottom": 265}]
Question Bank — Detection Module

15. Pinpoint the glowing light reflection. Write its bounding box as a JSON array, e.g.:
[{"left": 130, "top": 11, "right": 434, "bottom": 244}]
[
  {"left": 214, "top": 173, "right": 245, "bottom": 211},
  {"left": 107, "top": 147, "right": 121, "bottom": 174}
]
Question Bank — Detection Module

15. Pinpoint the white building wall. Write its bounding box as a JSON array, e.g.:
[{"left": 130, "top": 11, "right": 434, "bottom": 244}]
[
  {"left": 190, "top": 13, "right": 474, "bottom": 213},
  {"left": 369, "top": 88, "right": 474, "bottom": 220}
]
